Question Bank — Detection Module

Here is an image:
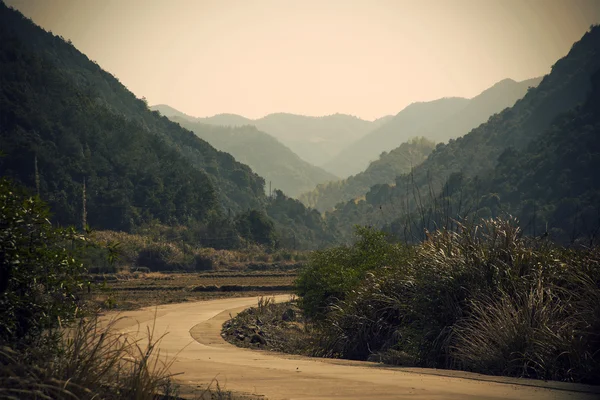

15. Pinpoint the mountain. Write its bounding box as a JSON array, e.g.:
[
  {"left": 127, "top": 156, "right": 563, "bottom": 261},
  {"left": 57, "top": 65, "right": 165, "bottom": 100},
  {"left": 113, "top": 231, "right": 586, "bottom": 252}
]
[
  {"left": 168, "top": 116, "right": 338, "bottom": 197},
  {"left": 250, "top": 113, "right": 380, "bottom": 166},
  {"left": 470, "top": 72, "right": 600, "bottom": 244},
  {"left": 327, "top": 26, "right": 600, "bottom": 242},
  {"left": 150, "top": 104, "right": 198, "bottom": 122},
  {"left": 300, "top": 137, "right": 436, "bottom": 212},
  {"left": 421, "top": 77, "right": 543, "bottom": 143},
  {"left": 323, "top": 98, "right": 469, "bottom": 177},
  {"left": 0, "top": 3, "right": 335, "bottom": 249},
  {"left": 196, "top": 113, "right": 254, "bottom": 127},
  {"left": 325, "top": 77, "right": 542, "bottom": 178},
  {"left": 150, "top": 107, "right": 384, "bottom": 169}
]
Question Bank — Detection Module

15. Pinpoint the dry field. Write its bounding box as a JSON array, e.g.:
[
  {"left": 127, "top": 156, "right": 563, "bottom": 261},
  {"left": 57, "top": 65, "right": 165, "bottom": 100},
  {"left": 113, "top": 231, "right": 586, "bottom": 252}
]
[{"left": 87, "top": 271, "right": 297, "bottom": 311}]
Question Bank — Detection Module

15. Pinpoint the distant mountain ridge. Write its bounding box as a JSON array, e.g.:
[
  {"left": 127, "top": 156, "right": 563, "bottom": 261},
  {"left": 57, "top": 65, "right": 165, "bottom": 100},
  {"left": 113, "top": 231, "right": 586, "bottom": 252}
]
[
  {"left": 168, "top": 116, "right": 338, "bottom": 197},
  {"left": 324, "top": 77, "right": 543, "bottom": 177},
  {"left": 151, "top": 105, "right": 391, "bottom": 168}
]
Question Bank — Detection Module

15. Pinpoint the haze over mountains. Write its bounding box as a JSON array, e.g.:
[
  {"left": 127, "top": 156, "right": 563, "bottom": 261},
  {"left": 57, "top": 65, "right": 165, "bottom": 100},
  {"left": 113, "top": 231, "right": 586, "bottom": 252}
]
[
  {"left": 0, "top": 3, "right": 335, "bottom": 248},
  {"left": 151, "top": 104, "right": 391, "bottom": 168},
  {"left": 324, "top": 76, "right": 542, "bottom": 177},
  {"left": 154, "top": 76, "right": 541, "bottom": 183},
  {"left": 166, "top": 116, "right": 338, "bottom": 197}
]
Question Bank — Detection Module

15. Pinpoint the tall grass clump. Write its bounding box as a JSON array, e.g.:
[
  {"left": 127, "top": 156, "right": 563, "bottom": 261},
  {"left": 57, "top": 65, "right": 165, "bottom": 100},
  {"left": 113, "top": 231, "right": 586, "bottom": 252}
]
[
  {"left": 297, "top": 217, "right": 600, "bottom": 383},
  {"left": 0, "top": 316, "right": 178, "bottom": 399}
]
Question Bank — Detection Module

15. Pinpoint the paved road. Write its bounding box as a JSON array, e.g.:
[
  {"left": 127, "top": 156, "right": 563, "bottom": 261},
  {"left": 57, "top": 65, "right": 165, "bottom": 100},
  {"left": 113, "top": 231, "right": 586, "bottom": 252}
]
[{"left": 111, "top": 296, "right": 599, "bottom": 400}]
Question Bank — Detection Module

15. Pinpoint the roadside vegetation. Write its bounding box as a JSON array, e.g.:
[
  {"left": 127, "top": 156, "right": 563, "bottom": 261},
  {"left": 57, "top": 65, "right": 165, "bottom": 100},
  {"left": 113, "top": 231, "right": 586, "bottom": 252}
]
[
  {"left": 227, "top": 219, "right": 600, "bottom": 384},
  {"left": 86, "top": 228, "right": 308, "bottom": 274},
  {"left": 0, "top": 178, "right": 265, "bottom": 399}
]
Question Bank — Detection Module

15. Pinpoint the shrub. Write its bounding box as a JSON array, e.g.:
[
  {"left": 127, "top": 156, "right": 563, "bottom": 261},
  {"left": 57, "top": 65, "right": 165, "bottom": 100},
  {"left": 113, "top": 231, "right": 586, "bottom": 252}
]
[
  {"left": 193, "top": 253, "right": 214, "bottom": 271},
  {"left": 135, "top": 242, "right": 193, "bottom": 271},
  {"left": 295, "top": 226, "right": 412, "bottom": 318},
  {"left": 0, "top": 178, "right": 86, "bottom": 345}
]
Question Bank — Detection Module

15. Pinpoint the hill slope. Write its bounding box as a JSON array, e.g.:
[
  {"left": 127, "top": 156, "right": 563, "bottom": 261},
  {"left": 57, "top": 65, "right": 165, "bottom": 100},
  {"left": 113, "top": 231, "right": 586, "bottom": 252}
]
[
  {"left": 169, "top": 116, "right": 338, "bottom": 197},
  {"left": 328, "top": 26, "right": 600, "bottom": 241},
  {"left": 325, "top": 77, "right": 541, "bottom": 178},
  {"left": 0, "top": 3, "right": 335, "bottom": 248},
  {"left": 300, "top": 137, "right": 436, "bottom": 212}
]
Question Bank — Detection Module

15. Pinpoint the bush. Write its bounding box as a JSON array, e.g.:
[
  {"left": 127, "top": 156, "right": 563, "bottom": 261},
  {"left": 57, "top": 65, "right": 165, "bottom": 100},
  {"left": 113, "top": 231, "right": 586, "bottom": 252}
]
[
  {"left": 295, "top": 226, "right": 412, "bottom": 318},
  {"left": 0, "top": 178, "right": 86, "bottom": 345},
  {"left": 135, "top": 242, "right": 194, "bottom": 271},
  {"left": 193, "top": 253, "right": 214, "bottom": 271},
  {"left": 299, "top": 217, "right": 600, "bottom": 383}
]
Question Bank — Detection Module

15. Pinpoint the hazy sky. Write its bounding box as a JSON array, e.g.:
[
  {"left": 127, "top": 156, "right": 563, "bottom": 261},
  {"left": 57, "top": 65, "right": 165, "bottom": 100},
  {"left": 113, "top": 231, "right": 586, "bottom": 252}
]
[{"left": 6, "top": 0, "right": 600, "bottom": 120}]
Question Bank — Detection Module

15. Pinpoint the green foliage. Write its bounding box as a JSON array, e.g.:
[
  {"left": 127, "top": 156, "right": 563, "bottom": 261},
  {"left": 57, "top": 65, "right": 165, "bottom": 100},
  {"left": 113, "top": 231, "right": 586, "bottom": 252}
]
[
  {"left": 267, "top": 190, "right": 338, "bottom": 250},
  {"left": 0, "top": 3, "right": 260, "bottom": 230},
  {"left": 0, "top": 178, "right": 85, "bottom": 345},
  {"left": 299, "top": 218, "right": 600, "bottom": 383},
  {"left": 295, "top": 226, "right": 411, "bottom": 318}
]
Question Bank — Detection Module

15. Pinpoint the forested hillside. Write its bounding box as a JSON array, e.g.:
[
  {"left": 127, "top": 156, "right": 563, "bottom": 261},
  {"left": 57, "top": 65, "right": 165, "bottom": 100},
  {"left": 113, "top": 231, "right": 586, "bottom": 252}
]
[
  {"left": 325, "top": 77, "right": 541, "bottom": 177},
  {"left": 169, "top": 116, "right": 337, "bottom": 197},
  {"left": 385, "top": 69, "right": 600, "bottom": 245},
  {"left": 0, "top": 4, "right": 334, "bottom": 248},
  {"left": 300, "top": 137, "right": 436, "bottom": 212},
  {"left": 326, "top": 26, "right": 600, "bottom": 243}
]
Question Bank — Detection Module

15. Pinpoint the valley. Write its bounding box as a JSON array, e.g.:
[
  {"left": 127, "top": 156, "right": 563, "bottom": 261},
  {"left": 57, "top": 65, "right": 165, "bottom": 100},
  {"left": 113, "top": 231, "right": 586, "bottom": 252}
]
[{"left": 1, "top": 1, "right": 599, "bottom": 399}]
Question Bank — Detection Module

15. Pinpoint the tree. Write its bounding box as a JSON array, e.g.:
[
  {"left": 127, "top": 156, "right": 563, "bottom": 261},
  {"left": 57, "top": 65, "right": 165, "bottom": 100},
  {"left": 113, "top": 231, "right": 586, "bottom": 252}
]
[{"left": 235, "top": 209, "right": 277, "bottom": 247}]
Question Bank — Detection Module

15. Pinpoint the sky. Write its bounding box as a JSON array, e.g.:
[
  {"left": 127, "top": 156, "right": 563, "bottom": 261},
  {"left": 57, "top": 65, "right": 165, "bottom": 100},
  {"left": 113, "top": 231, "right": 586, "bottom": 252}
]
[{"left": 5, "top": 0, "right": 600, "bottom": 120}]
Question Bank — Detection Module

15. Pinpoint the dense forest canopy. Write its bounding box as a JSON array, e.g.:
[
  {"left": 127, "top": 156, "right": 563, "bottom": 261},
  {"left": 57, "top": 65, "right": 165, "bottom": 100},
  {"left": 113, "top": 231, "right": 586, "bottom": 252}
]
[{"left": 0, "top": 3, "right": 335, "bottom": 249}]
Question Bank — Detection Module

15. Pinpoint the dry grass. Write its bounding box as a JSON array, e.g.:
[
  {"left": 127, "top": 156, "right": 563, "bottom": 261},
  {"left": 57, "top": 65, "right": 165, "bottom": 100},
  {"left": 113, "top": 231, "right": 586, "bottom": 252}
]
[
  {"left": 0, "top": 313, "right": 257, "bottom": 400},
  {"left": 88, "top": 229, "right": 308, "bottom": 274},
  {"left": 295, "top": 218, "right": 600, "bottom": 383},
  {"left": 0, "top": 315, "right": 176, "bottom": 399}
]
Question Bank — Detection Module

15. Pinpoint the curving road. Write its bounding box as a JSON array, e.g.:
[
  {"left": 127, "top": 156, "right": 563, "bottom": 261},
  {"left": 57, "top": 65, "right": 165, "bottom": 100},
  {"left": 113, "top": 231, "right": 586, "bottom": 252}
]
[{"left": 111, "top": 296, "right": 598, "bottom": 400}]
